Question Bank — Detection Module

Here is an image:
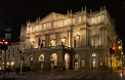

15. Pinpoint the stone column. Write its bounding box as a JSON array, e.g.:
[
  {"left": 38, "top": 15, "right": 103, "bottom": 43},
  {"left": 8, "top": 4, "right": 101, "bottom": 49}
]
[
  {"left": 69, "top": 26, "right": 73, "bottom": 48},
  {"left": 69, "top": 53, "right": 74, "bottom": 70},
  {"left": 31, "top": 53, "right": 39, "bottom": 71},
  {"left": 43, "top": 53, "right": 50, "bottom": 71},
  {"left": 45, "top": 34, "right": 49, "bottom": 48},
  {"left": 57, "top": 49, "right": 65, "bottom": 71},
  {"left": 55, "top": 32, "right": 60, "bottom": 46}
]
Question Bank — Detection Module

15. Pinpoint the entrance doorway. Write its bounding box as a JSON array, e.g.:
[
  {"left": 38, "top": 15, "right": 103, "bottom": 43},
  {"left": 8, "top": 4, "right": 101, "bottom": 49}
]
[
  {"left": 74, "top": 54, "right": 80, "bottom": 70},
  {"left": 50, "top": 53, "right": 58, "bottom": 69},
  {"left": 38, "top": 54, "right": 44, "bottom": 70},
  {"left": 64, "top": 53, "right": 70, "bottom": 70}
]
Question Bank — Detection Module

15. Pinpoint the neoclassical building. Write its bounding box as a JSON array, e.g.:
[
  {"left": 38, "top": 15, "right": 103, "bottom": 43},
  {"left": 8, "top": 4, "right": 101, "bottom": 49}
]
[{"left": 19, "top": 8, "right": 117, "bottom": 71}]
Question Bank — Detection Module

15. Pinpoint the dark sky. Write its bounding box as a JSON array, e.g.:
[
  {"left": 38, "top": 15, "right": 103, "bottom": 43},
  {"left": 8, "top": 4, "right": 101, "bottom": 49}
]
[{"left": 0, "top": 0, "right": 124, "bottom": 44}]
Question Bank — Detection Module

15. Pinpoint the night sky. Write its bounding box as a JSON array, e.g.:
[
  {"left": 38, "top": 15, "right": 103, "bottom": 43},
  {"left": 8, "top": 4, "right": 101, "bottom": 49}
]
[{"left": 0, "top": 0, "right": 124, "bottom": 46}]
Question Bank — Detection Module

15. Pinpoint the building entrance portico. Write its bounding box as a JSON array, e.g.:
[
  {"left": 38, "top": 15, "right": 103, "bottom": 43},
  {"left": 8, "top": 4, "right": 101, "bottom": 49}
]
[{"left": 50, "top": 53, "right": 58, "bottom": 70}]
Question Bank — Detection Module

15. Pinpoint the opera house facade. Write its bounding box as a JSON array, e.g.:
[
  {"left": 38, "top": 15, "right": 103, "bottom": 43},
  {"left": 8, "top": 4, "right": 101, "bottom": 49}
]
[{"left": 20, "top": 8, "right": 117, "bottom": 71}]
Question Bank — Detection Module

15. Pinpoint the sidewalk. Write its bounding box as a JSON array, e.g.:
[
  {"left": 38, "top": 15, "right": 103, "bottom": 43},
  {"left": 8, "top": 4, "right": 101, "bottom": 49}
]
[{"left": 0, "top": 72, "right": 26, "bottom": 80}]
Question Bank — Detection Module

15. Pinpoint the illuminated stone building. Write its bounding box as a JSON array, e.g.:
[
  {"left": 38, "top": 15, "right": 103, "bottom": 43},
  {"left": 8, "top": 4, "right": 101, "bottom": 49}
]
[{"left": 20, "top": 8, "right": 117, "bottom": 71}]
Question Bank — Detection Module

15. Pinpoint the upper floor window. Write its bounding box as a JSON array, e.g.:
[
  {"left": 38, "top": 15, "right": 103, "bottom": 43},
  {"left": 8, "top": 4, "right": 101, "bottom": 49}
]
[
  {"left": 50, "top": 40, "right": 56, "bottom": 47},
  {"left": 64, "top": 19, "right": 71, "bottom": 26},
  {"left": 46, "top": 22, "right": 51, "bottom": 29},
  {"left": 53, "top": 20, "right": 64, "bottom": 28},
  {"left": 89, "top": 15, "right": 105, "bottom": 25},
  {"left": 75, "top": 16, "right": 81, "bottom": 24},
  {"left": 43, "top": 23, "right": 46, "bottom": 30},
  {"left": 26, "top": 26, "right": 30, "bottom": 33}
]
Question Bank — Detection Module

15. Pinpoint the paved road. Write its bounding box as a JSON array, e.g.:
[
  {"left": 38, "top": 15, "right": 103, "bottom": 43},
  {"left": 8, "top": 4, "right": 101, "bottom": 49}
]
[
  {"left": 0, "top": 71, "right": 123, "bottom": 80},
  {"left": 23, "top": 71, "right": 123, "bottom": 80}
]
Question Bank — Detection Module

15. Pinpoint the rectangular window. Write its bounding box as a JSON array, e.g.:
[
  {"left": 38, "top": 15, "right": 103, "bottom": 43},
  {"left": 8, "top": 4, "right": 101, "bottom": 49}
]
[
  {"left": 46, "top": 22, "right": 51, "bottom": 29},
  {"left": 64, "top": 19, "right": 71, "bottom": 26},
  {"left": 43, "top": 23, "right": 46, "bottom": 30},
  {"left": 57, "top": 20, "right": 63, "bottom": 27},
  {"left": 75, "top": 16, "right": 81, "bottom": 24}
]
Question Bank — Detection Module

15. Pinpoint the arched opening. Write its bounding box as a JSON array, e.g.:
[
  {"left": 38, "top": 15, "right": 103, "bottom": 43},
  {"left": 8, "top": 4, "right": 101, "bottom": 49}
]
[
  {"left": 38, "top": 54, "right": 44, "bottom": 62},
  {"left": 91, "top": 53, "right": 97, "bottom": 70},
  {"left": 29, "top": 56, "right": 34, "bottom": 64},
  {"left": 64, "top": 53, "right": 70, "bottom": 70},
  {"left": 50, "top": 53, "right": 58, "bottom": 69},
  {"left": 74, "top": 54, "right": 80, "bottom": 70},
  {"left": 38, "top": 54, "right": 44, "bottom": 70}
]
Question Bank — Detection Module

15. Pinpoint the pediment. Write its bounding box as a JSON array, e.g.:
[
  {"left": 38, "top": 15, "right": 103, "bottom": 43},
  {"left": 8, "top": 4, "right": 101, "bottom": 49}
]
[{"left": 40, "top": 12, "right": 66, "bottom": 23}]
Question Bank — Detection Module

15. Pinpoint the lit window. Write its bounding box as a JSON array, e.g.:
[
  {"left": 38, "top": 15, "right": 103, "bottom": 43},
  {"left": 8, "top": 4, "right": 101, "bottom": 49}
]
[
  {"left": 61, "top": 38, "right": 66, "bottom": 43},
  {"left": 46, "top": 23, "right": 51, "bottom": 29},
  {"left": 75, "top": 16, "right": 81, "bottom": 24},
  {"left": 92, "top": 53, "right": 96, "bottom": 57},
  {"left": 43, "top": 24, "right": 46, "bottom": 30},
  {"left": 50, "top": 40, "right": 56, "bottom": 46},
  {"left": 11, "top": 61, "right": 15, "bottom": 66},
  {"left": 64, "top": 53, "right": 70, "bottom": 69},
  {"left": 53, "top": 21, "right": 57, "bottom": 27},
  {"left": 92, "top": 59, "right": 96, "bottom": 67},
  {"left": 64, "top": 19, "right": 71, "bottom": 26},
  {"left": 83, "top": 16, "right": 87, "bottom": 23},
  {"left": 34, "top": 26, "right": 38, "bottom": 32},
  {"left": 90, "top": 15, "right": 105, "bottom": 25},
  {"left": 78, "top": 16, "right": 81, "bottom": 23},
  {"left": 39, "top": 54, "right": 44, "bottom": 62},
  {"left": 7, "top": 62, "right": 10, "bottom": 66},
  {"left": 50, "top": 53, "right": 58, "bottom": 66},
  {"left": 91, "top": 37, "right": 102, "bottom": 47},
  {"left": 26, "top": 26, "right": 30, "bottom": 33},
  {"left": 56, "top": 20, "right": 63, "bottom": 27}
]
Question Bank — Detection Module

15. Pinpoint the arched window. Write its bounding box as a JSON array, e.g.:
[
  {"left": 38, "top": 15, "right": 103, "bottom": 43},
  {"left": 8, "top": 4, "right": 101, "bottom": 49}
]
[
  {"left": 38, "top": 54, "right": 44, "bottom": 62},
  {"left": 74, "top": 54, "right": 80, "bottom": 70},
  {"left": 50, "top": 53, "right": 58, "bottom": 66},
  {"left": 64, "top": 53, "right": 70, "bottom": 69}
]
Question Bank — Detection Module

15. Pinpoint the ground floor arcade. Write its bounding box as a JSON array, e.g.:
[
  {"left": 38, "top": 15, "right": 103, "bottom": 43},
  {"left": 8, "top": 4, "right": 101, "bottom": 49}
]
[{"left": 19, "top": 46, "right": 111, "bottom": 71}]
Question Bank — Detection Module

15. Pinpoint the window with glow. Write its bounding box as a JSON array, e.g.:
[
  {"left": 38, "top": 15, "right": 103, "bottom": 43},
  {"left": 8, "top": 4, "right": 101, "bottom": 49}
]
[
  {"left": 64, "top": 19, "right": 71, "bottom": 26},
  {"left": 54, "top": 20, "right": 64, "bottom": 28},
  {"left": 50, "top": 40, "right": 56, "bottom": 46},
  {"left": 53, "top": 21, "right": 57, "bottom": 27},
  {"left": 82, "top": 16, "right": 87, "bottom": 23},
  {"left": 46, "top": 22, "right": 51, "bottom": 29},
  {"left": 39, "top": 54, "right": 44, "bottom": 62},
  {"left": 89, "top": 15, "right": 105, "bottom": 25},
  {"left": 50, "top": 53, "right": 58, "bottom": 66},
  {"left": 78, "top": 16, "right": 82, "bottom": 23},
  {"left": 91, "top": 36, "right": 102, "bottom": 47},
  {"left": 43, "top": 23, "right": 46, "bottom": 30},
  {"left": 75, "top": 16, "right": 81, "bottom": 24}
]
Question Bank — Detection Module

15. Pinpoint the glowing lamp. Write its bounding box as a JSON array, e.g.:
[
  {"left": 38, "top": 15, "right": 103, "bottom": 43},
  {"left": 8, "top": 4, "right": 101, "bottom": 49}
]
[{"left": 4, "top": 41, "right": 8, "bottom": 45}]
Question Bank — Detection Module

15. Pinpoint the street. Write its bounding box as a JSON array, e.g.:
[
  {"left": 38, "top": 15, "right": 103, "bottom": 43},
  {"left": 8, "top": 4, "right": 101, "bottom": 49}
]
[{"left": 0, "top": 71, "right": 123, "bottom": 80}]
